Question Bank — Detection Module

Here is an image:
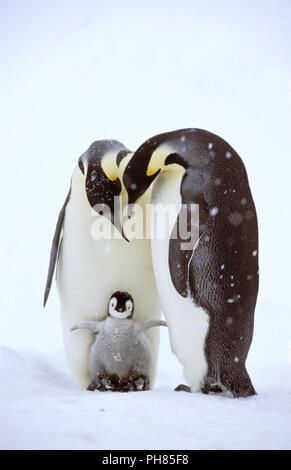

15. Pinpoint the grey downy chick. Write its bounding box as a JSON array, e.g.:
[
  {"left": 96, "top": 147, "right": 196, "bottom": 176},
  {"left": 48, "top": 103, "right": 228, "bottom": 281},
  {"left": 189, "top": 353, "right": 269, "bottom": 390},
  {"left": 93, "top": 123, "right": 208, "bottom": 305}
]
[{"left": 71, "top": 291, "right": 167, "bottom": 391}]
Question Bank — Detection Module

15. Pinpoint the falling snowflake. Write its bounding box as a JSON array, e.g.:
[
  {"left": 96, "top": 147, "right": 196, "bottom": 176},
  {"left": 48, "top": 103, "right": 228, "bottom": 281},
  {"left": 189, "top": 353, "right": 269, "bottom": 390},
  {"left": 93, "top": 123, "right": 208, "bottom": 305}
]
[
  {"left": 90, "top": 170, "right": 97, "bottom": 182},
  {"left": 210, "top": 207, "right": 219, "bottom": 216},
  {"left": 228, "top": 212, "right": 243, "bottom": 226}
]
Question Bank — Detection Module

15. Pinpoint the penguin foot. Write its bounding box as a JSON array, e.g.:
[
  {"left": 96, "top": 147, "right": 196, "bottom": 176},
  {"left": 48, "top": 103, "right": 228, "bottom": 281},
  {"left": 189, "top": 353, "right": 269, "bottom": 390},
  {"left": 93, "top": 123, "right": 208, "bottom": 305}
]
[
  {"left": 107, "top": 374, "right": 148, "bottom": 392},
  {"left": 120, "top": 380, "right": 136, "bottom": 392},
  {"left": 201, "top": 384, "right": 223, "bottom": 394},
  {"left": 201, "top": 384, "right": 210, "bottom": 394},
  {"left": 87, "top": 377, "right": 102, "bottom": 391},
  {"left": 87, "top": 373, "right": 150, "bottom": 392},
  {"left": 175, "top": 384, "right": 191, "bottom": 392},
  {"left": 87, "top": 374, "right": 119, "bottom": 392},
  {"left": 210, "top": 385, "right": 223, "bottom": 393}
]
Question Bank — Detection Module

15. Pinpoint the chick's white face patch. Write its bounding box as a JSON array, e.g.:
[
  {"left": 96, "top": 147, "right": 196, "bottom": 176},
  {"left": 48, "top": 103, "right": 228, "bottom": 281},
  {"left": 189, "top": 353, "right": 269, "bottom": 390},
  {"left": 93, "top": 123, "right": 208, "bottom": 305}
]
[
  {"left": 109, "top": 297, "right": 133, "bottom": 319},
  {"left": 109, "top": 297, "right": 117, "bottom": 313},
  {"left": 126, "top": 299, "right": 133, "bottom": 313}
]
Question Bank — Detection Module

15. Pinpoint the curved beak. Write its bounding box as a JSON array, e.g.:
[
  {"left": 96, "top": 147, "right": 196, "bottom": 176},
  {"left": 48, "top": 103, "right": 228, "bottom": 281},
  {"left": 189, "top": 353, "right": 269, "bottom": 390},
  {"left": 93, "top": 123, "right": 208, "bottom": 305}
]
[
  {"left": 96, "top": 201, "right": 129, "bottom": 242},
  {"left": 112, "top": 211, "right": 129, "bottom": 242}
]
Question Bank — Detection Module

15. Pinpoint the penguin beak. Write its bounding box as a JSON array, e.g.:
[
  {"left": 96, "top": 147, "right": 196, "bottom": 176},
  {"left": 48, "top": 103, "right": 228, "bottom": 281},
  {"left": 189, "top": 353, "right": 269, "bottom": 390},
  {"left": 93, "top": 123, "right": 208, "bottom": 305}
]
[
  {"left": 127, "top": 199, "right": 136, "bottom": 219},
  {"left": 112, "top": 211, "right": 129, "bottom": 242},
  {"left": 112, "top": 200, "right": 129, "bottom": 242},
  {"left": 99, "top": 205, "right": 129, "bottom": 243},
  {"left": 124, "top": 169, "right": 161, "bottom": 218}
]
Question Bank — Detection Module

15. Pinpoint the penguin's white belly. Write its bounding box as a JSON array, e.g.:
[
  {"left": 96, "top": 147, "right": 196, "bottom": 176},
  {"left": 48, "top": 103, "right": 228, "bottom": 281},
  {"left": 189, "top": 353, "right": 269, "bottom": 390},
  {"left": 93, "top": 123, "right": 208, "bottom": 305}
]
[
  {"left": 57, "top": 174, "right": 160, "bottom": 389},
  {"left": 150, "top": 169, "right": 209, "bottom": 392}
]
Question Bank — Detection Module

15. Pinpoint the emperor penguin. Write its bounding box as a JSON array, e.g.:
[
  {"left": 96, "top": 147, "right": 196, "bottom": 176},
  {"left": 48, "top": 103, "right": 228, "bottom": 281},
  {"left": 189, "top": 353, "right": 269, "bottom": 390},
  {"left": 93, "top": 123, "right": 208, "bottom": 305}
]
[
  {"left": 123, "top": 128, "right": 259, "bottom": 397},
  {"left": 71, "top": 291, "right": 167, "bottom": 392},
  {"left": 44, "top": 140, "right": 161, "bottom": 389}
]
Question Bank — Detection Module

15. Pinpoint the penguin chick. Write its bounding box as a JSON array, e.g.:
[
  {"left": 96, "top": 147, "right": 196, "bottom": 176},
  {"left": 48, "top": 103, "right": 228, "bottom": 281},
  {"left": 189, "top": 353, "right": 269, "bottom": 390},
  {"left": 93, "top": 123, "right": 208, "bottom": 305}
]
[{"left": 71, "top": 291, "right": 167, "bottom": 392}]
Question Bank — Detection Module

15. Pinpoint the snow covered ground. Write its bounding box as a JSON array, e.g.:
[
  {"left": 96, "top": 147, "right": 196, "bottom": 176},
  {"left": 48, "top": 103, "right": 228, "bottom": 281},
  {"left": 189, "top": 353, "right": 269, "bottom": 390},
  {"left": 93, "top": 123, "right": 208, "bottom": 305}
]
[
  {"left": 1, "top": 0, "right": 291, "bottom": 450},
  {"left": 1, "top": 302, "right": 290, "bottom": 450}
]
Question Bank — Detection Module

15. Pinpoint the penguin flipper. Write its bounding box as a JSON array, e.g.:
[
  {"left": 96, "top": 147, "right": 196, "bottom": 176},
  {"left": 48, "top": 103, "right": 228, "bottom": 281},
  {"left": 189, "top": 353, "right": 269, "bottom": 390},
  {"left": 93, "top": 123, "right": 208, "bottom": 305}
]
[
  {"left": 70, "top": 321, "right": 102, "bottom": 334},
  {"left": 136, "top": 320, "right": 167, "bottom": 333},
  {"left": 43, "top": 189, "right": 71, "bottom": 307}
]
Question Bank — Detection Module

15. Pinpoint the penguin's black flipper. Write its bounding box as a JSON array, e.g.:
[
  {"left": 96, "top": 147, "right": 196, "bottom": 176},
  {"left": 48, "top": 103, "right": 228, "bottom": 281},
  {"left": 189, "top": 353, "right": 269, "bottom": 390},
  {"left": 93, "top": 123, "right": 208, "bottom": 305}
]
[{"left": 43, "top": 189, "right": 71, "bottom": 307}]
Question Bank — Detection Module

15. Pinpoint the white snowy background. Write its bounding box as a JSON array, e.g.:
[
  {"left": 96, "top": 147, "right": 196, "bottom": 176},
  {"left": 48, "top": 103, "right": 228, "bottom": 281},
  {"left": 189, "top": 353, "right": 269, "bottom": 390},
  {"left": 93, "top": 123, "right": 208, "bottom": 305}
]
[{"left": 1, "top": 0, "right": 291, "bottom": 450}]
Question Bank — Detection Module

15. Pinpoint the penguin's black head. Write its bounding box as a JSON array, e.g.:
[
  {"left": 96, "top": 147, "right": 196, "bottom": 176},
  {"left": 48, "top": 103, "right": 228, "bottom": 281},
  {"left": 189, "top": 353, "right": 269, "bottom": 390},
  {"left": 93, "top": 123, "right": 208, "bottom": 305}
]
[
  {"left": 79, "top": 140, "right": 131, "bottom": 240},
  {"left": 107, "top": 291, "right": 134, "bottom": 319},
  {"left": 123, "top": 129, "right": 195, "bottom": 212},
  {"left": 122, "top": 138, "right": 164, "bottom": 213}
]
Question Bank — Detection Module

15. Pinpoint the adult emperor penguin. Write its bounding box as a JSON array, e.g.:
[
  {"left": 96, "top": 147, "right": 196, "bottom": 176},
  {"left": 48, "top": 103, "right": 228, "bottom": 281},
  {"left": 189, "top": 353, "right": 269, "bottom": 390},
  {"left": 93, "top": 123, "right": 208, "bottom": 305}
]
[
  {"left": 44, "top": 140, "right": 161, "bottom": 389},
  {"left": 123, "top": 128, "right": 259, "bottom": 397}
]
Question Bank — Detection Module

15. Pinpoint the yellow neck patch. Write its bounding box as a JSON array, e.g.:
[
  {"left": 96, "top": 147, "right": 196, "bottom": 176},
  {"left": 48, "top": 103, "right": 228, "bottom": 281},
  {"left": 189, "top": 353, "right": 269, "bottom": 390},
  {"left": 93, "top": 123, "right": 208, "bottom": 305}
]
[
  {"left": 101, "top": 151, "right": 133, "bottom": 182},
  {"left": 146, "top": 144, "right": 175, "bottom": 176},
  {"left": 101, "top": 151, "right": 119, "bottom": 181}
]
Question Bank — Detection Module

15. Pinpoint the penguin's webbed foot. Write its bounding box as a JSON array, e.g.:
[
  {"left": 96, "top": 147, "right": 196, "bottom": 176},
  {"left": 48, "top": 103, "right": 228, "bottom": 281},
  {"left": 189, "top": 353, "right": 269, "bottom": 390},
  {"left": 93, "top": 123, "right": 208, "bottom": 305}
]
[
  {"left": 87, "top": 373, "right": 150, "bottom": 392},
  {"left": 120, "top": 379, "right": 135, "bottom": 392},
  {"left": 201, "top": 383, "right": 223, "bottom": 394},
  {"left": 87, "top": 374, "right": 120, "bottom": 392},
  {"left": 87, "top": 377, "right": 102, "bottom": 391},
  {"left": 175, "top": 384, "right": 191, "bottom": 392},
  {"left": 209, "top": 384, "right": 223, "bottom": 393}
]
